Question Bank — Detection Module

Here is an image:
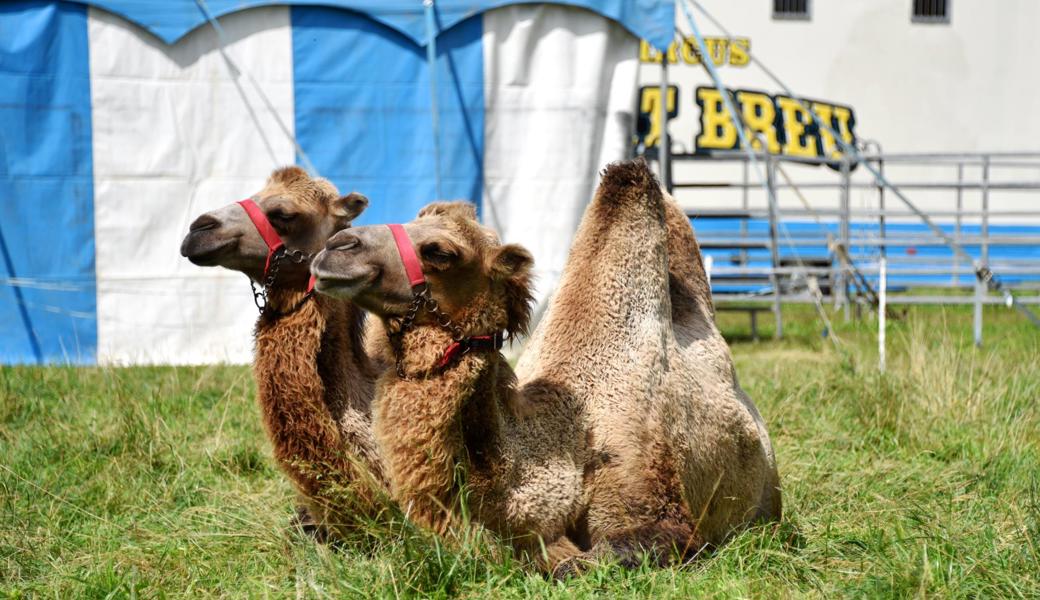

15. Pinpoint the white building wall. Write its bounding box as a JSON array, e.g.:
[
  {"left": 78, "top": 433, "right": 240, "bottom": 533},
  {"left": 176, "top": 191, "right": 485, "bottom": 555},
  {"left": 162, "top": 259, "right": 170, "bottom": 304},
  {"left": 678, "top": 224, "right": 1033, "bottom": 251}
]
[{"left": 638, "top": 1, "right": 1040, "bottom": 221}]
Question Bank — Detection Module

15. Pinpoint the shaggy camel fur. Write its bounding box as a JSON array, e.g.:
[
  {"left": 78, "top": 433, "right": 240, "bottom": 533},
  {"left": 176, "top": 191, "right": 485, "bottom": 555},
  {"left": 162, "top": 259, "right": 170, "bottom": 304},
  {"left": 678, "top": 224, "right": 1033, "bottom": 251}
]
[
  {"left": 515, "top": 161, "right": 782, "bottom": 566},
  {"left": 312, "top": 159, "right": 779, "bottom": 574},
  {"left": 180, "top": 167, "right": 385, "bottom": 533}
]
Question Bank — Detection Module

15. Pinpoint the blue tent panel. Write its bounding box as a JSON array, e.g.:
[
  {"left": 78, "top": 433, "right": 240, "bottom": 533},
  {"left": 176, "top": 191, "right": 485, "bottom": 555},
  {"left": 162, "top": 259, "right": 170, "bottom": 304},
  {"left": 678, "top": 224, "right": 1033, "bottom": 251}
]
[
  {"left": 292, "top": 7, "right": 485, "bottom": 225},
  {"left": 66, "top": 1, "right": 676, "bottom": 50},
  {"left": 0, "top": 1, "right": 97, "bottom": 364}
]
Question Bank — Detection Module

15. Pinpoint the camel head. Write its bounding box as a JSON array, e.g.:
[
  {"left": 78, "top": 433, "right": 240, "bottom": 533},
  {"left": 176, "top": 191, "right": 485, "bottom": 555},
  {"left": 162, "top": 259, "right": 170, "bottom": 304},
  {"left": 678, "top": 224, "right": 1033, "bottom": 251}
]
[
  {"left": 179, "top": 166, "right": 368, "bottom": 286},
  {"left": 312, "top": 201, "right": 534, "bottom": 338}
]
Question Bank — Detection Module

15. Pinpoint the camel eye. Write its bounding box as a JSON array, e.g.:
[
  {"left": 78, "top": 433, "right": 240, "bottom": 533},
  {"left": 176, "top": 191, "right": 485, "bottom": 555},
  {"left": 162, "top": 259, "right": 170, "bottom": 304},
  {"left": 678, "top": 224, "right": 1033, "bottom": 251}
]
[
  {"left": 420, "top": 242, "right": 456, "bottom": 267},
  {"left": 267, "top": 209, "right": 297, "bottom": 225}
]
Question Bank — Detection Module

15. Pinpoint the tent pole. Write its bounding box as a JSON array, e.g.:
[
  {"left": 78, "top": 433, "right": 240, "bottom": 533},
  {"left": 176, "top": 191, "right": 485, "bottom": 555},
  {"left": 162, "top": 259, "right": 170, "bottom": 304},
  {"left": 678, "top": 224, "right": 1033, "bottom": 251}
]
[
  {"left": 659, "top": 58, "right": 671, "bottom": 191},
  {"left": 0, "top": 224, "right": 43, "bottom": 363},
  {"left": 424, "top": 0, "right": 443, "bottom": 200}
]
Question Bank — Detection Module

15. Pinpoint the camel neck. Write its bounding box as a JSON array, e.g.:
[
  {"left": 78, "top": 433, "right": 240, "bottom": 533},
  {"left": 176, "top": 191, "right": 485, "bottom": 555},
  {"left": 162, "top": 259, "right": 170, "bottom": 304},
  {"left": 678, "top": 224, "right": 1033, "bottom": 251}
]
[
  {"left": 375, "top": 334, "right": 507, "bottom": 532},
  {"left": 256, "top": 293, "right": 375, "bottom": 419},
  {"left": 261, "top": 285, "right": 314, "bottom": 319}
]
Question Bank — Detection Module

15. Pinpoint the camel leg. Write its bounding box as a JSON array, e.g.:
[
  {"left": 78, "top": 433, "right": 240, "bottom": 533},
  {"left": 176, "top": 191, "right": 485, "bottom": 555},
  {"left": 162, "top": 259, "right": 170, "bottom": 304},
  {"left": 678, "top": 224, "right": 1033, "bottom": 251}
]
[
  {"left": 548, "top": 518, "right": 706, "bottom": 577},
  {"left": 590, "top": 518, "right": 706, "bottom": 569},
  {"left": 291, "top": 503, "right": 332, "bottom": 544},
  {"left": 531, "top": 536, "right": 586, "bottom": 580},
  {"left": 661, "top": 191, "right": 784, "bottom": 525}
]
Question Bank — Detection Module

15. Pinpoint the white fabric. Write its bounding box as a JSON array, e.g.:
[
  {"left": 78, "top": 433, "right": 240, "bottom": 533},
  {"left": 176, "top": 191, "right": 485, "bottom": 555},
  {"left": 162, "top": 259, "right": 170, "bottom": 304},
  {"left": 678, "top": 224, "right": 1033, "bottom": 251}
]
[
  {"left": 481, "top": 5, "right": 638, "bottom": 318},
  {"left": 89, "top": 7, "right": 295, "bottom": 365}
]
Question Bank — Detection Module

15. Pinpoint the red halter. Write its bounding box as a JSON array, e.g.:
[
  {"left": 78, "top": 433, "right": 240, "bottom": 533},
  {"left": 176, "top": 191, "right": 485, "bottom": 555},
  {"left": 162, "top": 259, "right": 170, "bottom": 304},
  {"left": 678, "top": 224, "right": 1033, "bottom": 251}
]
[
  {"left": 387, "top": 223, "right": 427, "bottom": 289},
  {"left": 238, "top": 199, "right": 315, "bottom": 293},
  {"left": 384, "top": 223, "right": 504, "bottom": 374}
]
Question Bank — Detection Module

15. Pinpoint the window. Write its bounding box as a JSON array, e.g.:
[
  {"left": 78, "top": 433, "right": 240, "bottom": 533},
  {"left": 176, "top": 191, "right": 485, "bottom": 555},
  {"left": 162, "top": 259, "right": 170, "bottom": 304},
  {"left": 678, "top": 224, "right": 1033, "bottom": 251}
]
[
  {"left": 773, "top": 0, "right": 810, "bottom": 21},
  {"left": 912, "top": 0, "right": 950, "bottom": 24}
]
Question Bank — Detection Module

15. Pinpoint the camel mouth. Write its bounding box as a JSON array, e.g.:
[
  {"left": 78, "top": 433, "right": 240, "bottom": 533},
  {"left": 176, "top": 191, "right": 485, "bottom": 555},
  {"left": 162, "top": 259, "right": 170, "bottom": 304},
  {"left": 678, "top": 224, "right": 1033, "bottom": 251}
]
[
  {"left": 181, "top": 235, "right": 238, "bottom": 266},
  {"left": 312, "top": 269, "right": 377, "bottom": 297}
]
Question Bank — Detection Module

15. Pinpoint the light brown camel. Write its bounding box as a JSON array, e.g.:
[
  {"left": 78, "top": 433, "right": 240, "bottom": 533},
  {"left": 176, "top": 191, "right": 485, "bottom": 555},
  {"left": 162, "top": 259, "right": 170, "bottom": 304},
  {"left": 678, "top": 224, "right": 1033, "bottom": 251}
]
[
  {"left": 179, "top": 166, "right": 386, "bottom": 536},
  {"left": 515, "top": 163, "right": 782, "bottom": 560},
  {"left": 311, "top": 159, "right": 779, "bottom": 574}
]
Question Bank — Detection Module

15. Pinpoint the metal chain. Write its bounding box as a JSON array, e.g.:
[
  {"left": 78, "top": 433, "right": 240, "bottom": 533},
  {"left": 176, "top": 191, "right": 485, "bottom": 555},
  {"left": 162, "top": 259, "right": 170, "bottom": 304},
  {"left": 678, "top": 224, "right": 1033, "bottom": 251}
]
[
  {"left": 249, "top": 247, "right": 314, "bottom": 315},
  {"left": 388, "top": 283, "right": 465, "bottom": 377}
]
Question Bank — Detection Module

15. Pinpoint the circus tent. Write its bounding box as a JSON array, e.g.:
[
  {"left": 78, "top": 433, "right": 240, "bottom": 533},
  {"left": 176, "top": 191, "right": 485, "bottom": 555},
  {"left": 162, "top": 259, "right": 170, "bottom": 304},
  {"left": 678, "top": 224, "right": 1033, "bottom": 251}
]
[{"left": 0, "top": 0, "right": 674, "bottom": 364}]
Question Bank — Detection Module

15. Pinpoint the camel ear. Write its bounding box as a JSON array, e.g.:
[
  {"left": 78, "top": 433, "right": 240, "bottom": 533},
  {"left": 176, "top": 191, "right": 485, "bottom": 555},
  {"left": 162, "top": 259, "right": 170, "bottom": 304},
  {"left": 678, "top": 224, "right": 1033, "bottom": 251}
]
[
  {"left": 489, "top": 244, "right": 534, "bottom": 337},
  {"left": 331, "top": 192, "right": 368, "bottom": 222},
  {"left": 417, "top": 201, "right": 477, "bottom": 221},
  {"left": 489, "top": 244, "right": 533, "bottom": 281}
]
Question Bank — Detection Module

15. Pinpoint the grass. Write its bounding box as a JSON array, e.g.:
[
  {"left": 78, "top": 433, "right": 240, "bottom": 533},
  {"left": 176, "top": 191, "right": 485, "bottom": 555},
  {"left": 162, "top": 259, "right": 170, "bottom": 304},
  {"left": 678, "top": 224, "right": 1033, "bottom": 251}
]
[{"left": 1, "top": 304, "right": 1038, "bottom": 598}]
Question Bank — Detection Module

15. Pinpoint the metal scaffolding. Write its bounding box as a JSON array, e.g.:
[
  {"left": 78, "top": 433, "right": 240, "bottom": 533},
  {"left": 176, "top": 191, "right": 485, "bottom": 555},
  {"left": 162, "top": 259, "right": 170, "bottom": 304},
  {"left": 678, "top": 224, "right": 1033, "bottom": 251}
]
[{"left": 669, "top": 150, "right": 1040, "bottom": 347}]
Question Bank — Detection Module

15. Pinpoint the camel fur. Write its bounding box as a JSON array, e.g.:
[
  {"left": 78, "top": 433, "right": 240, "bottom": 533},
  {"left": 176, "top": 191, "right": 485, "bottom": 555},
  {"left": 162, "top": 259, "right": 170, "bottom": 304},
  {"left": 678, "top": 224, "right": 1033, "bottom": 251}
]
[
  {"left": 180, "top": 167, "right": 387, "bottom": 535},
  {"left": 312, "top": 158, "right": 780, "bottom": 574},
  {"left": 515, "top": 160, "right": 781, "bottom": 569}
]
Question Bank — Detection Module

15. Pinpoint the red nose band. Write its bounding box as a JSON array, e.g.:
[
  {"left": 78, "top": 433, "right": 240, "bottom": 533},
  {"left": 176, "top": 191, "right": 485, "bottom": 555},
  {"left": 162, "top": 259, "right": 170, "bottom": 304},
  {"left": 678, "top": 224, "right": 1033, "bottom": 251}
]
[
  {"left": 383, "top": 222, "right": 505, "bottom": 377},
  {"left": 238, "top": 199, "right": 284, "bottom": 277},
  {"left": 387, "top": 223, "right": 426, "bottom": 288},
  {"left": 238, "top": 199, "right": 314, "bottom": 292}
]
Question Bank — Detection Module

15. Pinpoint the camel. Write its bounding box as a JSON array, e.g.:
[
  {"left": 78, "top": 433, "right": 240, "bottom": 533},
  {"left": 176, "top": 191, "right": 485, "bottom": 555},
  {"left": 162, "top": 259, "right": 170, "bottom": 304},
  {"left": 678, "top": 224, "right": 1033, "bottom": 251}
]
[
  {"left": 179, "top": 166, "right": 386, "bottom": 536},
  {"left": 310, "top": 159, "right": 780, "bottom": 575}
]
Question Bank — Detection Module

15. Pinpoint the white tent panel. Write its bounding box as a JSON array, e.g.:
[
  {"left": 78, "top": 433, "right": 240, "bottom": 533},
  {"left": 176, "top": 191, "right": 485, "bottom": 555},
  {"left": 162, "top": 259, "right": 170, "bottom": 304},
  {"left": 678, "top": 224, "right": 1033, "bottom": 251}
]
[
  {"left": 89, "top": 6, "right": 296, "bottom": 364},
  {"left": 481, "top": 5, "right": 638, "bottom": 318}
]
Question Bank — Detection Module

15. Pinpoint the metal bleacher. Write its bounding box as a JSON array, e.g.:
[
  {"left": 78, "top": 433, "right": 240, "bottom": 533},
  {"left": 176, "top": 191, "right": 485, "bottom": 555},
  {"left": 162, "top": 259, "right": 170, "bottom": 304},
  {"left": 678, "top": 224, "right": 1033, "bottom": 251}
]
[{"left": 665, "top": 150, "right": 1040, "bottom": 343}]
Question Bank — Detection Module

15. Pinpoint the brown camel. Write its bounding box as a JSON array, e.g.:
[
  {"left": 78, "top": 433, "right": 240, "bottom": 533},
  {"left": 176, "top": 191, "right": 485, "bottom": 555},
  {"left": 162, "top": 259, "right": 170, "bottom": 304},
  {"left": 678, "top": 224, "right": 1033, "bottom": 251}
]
[
  {"left": 515, "top": 162, "right": 782, "bottom": 559},
  {"left": 179, "top": 166, "right": 386, "bottom": 535},
  {"left": 311, "top": 160, "right": 779, "bottom": 574}
]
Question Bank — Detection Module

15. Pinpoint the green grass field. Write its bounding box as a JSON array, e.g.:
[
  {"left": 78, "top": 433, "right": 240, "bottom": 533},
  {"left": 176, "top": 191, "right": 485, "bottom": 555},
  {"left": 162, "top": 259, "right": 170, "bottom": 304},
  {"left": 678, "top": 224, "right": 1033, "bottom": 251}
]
[{"left": 2, "top": 304, "right": 1038, "bottom": 598}]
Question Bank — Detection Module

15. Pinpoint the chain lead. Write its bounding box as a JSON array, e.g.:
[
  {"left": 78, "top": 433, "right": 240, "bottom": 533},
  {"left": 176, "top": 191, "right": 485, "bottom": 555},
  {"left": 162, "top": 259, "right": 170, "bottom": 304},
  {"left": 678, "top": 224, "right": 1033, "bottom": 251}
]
[
  {"left": 249, "top": 246, "right": 315, "bottom": 317},
  {"left": 388, "top": 283, "right": 465, "bottom": 377}
]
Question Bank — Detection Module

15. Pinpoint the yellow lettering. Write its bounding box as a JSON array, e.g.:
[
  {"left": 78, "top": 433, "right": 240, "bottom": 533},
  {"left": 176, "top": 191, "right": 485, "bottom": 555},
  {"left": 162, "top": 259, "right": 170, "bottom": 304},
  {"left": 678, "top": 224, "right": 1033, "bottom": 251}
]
[
  {"left": 730, "top": 38, "right": 750, "bottom": 66},
  {"left": 666, "top": 41, "right": 679, "bottom": 64},
  {"left": 809, "top": 102, "right": 856, "bottom": 159},
  {"left": 736, "top": 91, "right": 781, "bottom": 154},
  {"left": 680, "top": 38, "right": 701, "bottom": 65},
  {"left": 809, "top": 102, "right": 839, "bottom": 158},
  {"left": 832, "top": 105, "right": 856, "bottom": 155},
  {"left": 777, "top": 96, "right": 819, "bottom": 158},
  {"left": 639, "top": 87, "right": 677, "bottom": 148},
  {"left": 705, "top": 38, "right": 727, "bottom": 66},
  {"left": 696, "top": 88, "right": 737, "bottom": 151},
  {"left": 639, "top": 39, "right": 659, "bottom": 63},
  {"left": 640, "top": 40, "right": 677, "bottom": 64}
]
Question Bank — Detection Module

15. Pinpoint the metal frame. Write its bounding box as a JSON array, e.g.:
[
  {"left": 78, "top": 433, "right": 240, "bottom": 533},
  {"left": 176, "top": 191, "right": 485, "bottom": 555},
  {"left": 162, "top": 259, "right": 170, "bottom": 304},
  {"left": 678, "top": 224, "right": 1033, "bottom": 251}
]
[{"left": 670, "top": 150, "right": 1040, "bottom": 346}]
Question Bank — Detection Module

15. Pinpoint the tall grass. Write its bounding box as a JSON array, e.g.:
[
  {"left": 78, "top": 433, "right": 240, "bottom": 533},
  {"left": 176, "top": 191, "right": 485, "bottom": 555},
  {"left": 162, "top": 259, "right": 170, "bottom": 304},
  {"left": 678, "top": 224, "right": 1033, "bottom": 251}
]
[{"left": 1, "top": 305, "right": 1038, "bottom": 597}]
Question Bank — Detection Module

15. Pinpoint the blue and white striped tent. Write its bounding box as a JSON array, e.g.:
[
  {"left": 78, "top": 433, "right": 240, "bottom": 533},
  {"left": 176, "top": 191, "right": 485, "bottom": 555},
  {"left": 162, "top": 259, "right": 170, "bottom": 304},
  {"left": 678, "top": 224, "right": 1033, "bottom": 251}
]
[{"left": 1, "top": 0, "right": 674, "bottom": 364}]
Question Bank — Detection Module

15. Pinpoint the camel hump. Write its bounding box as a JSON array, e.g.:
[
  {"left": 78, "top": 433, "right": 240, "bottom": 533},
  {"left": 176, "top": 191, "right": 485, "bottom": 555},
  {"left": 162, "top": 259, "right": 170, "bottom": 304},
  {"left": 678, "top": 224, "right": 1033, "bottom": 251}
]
[{"left": 597, "top": 158, "right": 661, "bottom": 206}]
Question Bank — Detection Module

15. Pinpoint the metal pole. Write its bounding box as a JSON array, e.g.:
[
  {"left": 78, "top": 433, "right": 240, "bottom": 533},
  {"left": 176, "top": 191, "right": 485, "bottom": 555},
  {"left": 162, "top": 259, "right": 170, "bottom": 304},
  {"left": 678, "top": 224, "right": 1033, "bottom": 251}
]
[
  {"left": 974, "top": 155, "right": 990, "bottom": 347},
  {"left": 423, "top": 0, "right": 443, "bottom": 200},
  {"left": 659, "top": 59, "right": 671, "bottom": 192},
  {"left": 740, "top": 159, "right": 749, "bottom": 267},
  {"left": 767, "top": 156, "right": 783, "bottom": 339},
  {"left": 0, "top": 224, "right": 43, "bottom": 363},
  {"left": 840, "top": 157, "right": 851, "bottom": 320},
  {"left": 878, "top": 154, "right": 886, "bottom": 262},
  {"left": 954, "top": 162, "right": 963, "bottom": 286},
  {"left": 879, "top": 255, "right": 887, "bottom": 373}
]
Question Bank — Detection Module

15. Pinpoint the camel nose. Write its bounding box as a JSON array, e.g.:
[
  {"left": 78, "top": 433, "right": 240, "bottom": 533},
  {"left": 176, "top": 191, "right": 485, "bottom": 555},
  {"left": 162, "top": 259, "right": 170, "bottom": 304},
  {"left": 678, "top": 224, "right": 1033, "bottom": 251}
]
[
  {"left": 188, "top": 214, "right": 220, "bottom": 233},
  {"left": 326, "top": 230, "right": 361, "bottom": 252}
]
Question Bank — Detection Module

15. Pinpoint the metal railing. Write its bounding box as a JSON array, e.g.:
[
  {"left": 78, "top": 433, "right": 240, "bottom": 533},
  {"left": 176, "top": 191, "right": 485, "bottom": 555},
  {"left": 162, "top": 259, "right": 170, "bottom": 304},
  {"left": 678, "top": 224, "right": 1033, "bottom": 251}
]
[{"left": 667, "top": 150, "right": 1040, "bottom": 345}]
